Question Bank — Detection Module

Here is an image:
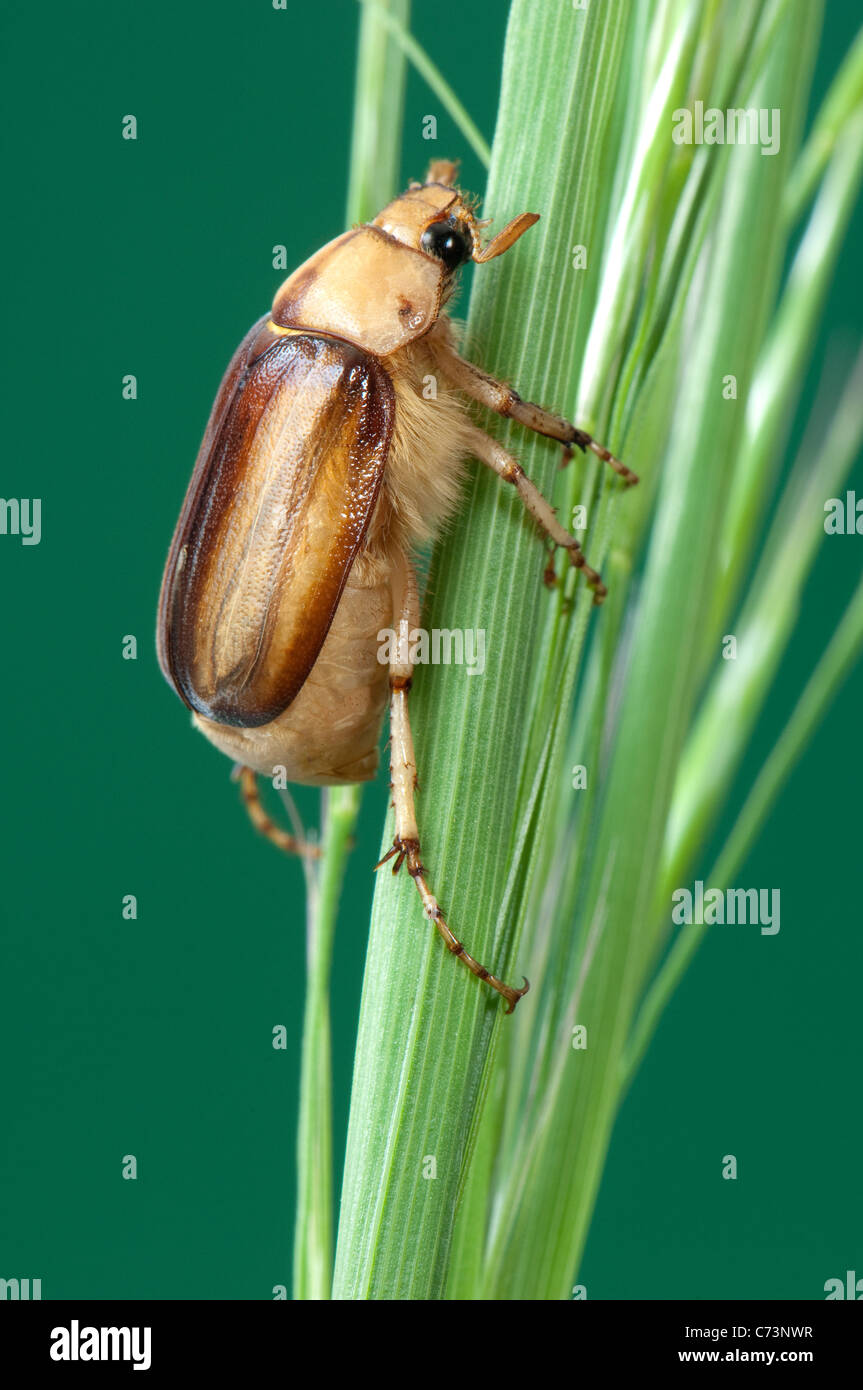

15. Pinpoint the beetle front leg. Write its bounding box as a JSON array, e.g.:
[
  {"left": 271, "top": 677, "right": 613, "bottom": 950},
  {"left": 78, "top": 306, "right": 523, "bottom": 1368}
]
[
  {"left": 429, "top": 335, "right": 638, "bottom": 487},
  {"left": 375, "top": 560, "right": 529, "bottom": 1014},
  {"left": 464, "top": 423, "right": 607, "bottom": 603}
]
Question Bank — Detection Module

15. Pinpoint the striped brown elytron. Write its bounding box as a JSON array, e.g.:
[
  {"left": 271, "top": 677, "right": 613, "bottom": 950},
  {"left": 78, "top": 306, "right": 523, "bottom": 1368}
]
[{"left": 158, "top": 330, "right": 394, "bottom": 726}]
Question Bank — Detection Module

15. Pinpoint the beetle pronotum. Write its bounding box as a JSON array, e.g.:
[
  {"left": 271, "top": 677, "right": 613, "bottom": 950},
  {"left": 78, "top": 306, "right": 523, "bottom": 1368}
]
[{"left": 157, "top": 160, "right": 636, "bottom": 1013}]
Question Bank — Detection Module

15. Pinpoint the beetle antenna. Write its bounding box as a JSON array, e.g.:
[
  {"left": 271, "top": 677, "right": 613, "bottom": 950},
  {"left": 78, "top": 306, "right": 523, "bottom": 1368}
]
[{"left": 473, "top": 211, "right": 540, "bottom": 263}]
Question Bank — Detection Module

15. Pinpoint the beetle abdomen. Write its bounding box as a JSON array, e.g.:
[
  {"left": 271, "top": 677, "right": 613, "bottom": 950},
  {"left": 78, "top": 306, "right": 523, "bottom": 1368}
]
[
  {"left": 158, "top": 330, "right": 394, "bottom": 727},
  {"left": 191, "top": 568, "right": 394, "bottom": 784}
]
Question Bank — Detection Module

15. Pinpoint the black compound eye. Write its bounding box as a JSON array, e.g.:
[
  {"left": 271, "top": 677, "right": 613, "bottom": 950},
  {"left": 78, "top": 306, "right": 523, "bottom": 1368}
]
[{"left": 420, "top": 219, "right": 472, "bottom": 270}]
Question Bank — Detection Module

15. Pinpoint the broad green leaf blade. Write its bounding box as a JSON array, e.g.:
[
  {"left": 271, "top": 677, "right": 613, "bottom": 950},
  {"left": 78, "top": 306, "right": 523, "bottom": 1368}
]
[
  {"left": 332, "top": 0, "right": 628, "bottom": 1301},
  {"left": 479, "top": 0, "right": 823, "bottom": 1301}
]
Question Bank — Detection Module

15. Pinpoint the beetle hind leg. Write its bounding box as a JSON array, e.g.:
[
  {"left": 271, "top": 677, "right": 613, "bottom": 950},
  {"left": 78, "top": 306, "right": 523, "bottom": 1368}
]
[
  {"left": 237, "top": 766, "right": 321, "bottom": 860},
  {"left": 377, "top": 830, "right": 529, "bottom": 1014},
  {"left": 377, "top": 561, "right": 529, "bottom": 1013}
]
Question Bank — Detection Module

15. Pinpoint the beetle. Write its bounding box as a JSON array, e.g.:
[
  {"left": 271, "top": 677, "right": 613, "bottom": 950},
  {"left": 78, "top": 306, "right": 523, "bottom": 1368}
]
[{"left": 157, "top": 160, "right": 637, "bottom": 1012}]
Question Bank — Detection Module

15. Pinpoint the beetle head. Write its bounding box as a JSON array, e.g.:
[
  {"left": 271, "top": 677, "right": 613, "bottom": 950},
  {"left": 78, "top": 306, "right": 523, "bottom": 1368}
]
[{"left": 371, "top": 162, "right": 539, "bottom": 276}]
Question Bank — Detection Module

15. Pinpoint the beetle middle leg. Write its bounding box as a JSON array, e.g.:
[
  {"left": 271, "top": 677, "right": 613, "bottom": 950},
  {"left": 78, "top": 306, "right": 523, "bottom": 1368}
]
[
  {"left": 463, "top": 423, "right": 607, "bottom": 603},
  {"left": 375, "top": 560, "right": 529, "bottom": 1013},
  {"left": 237, "top": 766, "right": 321, "bottom": 859},
  {"left": 429, "top": 336, "right": 639, "bottom": 487}
]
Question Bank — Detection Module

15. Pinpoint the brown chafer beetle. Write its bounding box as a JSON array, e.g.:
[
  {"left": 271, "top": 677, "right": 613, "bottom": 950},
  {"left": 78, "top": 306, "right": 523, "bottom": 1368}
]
[{"left": 157, "top": 160, "right": 637, "bottom": 1012}]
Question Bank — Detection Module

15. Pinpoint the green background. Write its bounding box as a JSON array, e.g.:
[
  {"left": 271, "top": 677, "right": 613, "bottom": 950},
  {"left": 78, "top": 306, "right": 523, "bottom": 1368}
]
[{"left": 1, "top": 0, "right": 860, "bottom": 1299}]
